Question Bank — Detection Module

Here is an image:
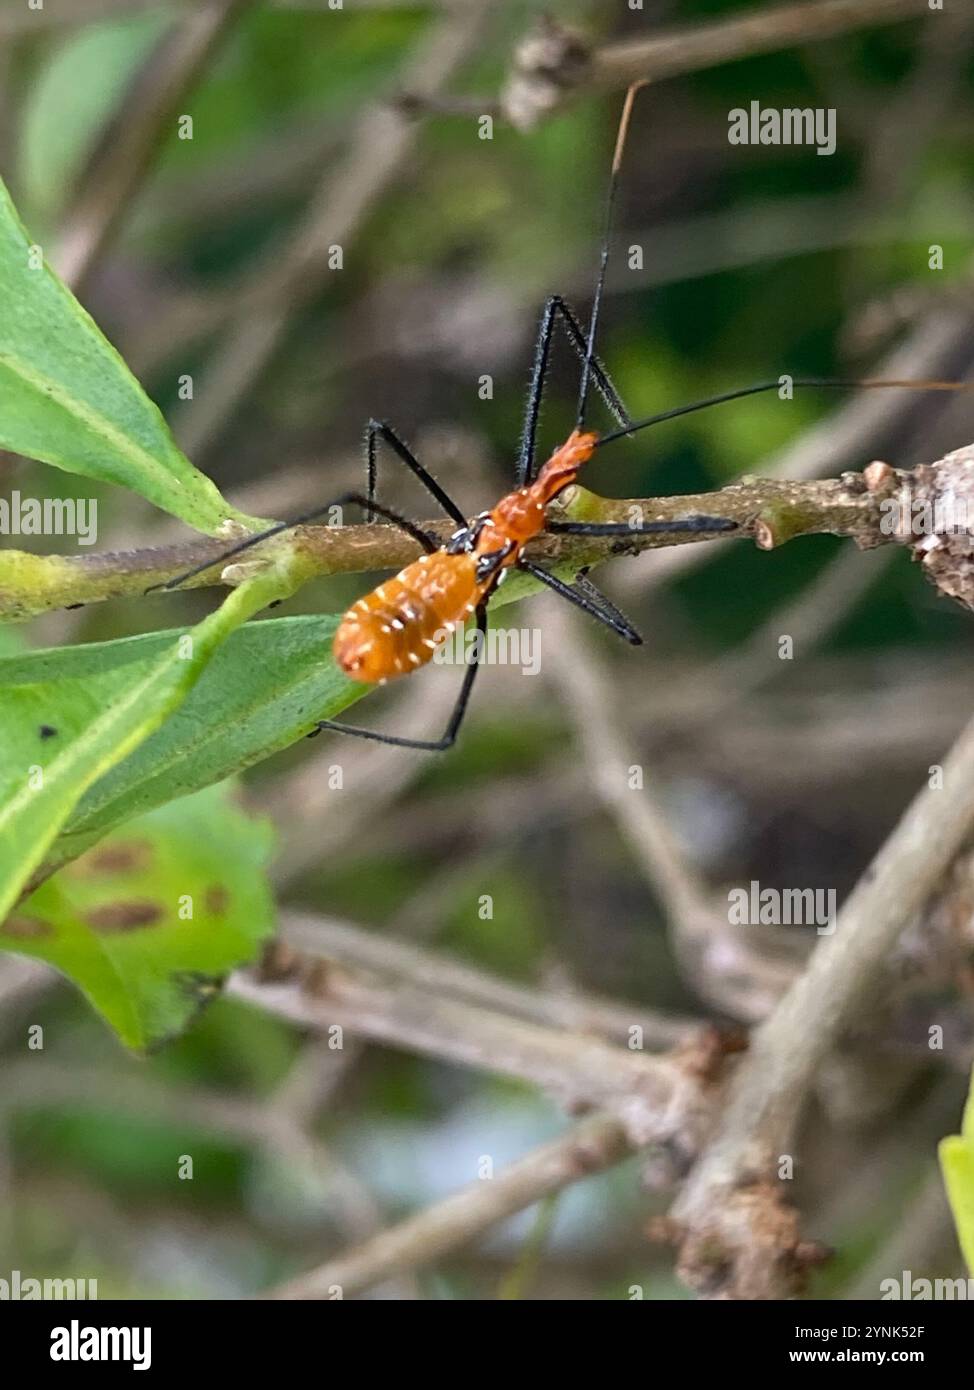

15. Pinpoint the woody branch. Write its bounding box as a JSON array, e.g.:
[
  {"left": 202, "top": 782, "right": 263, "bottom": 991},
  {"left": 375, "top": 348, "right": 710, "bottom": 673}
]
[
  {"left": 4, "top": 450, "right": 972, "bottom": 622},
  {"left": 412, "top": 0, "right": 931, "bottom": 130}
]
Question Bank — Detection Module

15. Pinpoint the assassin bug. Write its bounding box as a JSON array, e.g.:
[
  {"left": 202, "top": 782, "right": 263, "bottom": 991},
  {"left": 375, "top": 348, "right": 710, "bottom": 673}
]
[{"left": 155, "top": 84, "right": 972, "bottom": 751}]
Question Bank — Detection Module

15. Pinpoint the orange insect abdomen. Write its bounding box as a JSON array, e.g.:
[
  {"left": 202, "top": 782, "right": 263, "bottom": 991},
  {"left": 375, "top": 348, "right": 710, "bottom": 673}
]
[{"left": 334, "top": 550, "right": 481, "bottom": 684}]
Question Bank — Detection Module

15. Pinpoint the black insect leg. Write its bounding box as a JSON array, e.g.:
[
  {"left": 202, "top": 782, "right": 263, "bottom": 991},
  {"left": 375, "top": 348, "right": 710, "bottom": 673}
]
[
  {"left": 518, "top": 559, "right": 642, "bottom": 644},
  {"left": 311, "top": 601, "right": 488, "bottom": 751},
  {"left": 364, "top": 418, "right": 466, "bottom": 524},
  {"left": 146, "top": 492, "right": 439, "bottom": 593},
  {"left": 547, "top": 516, "right": 737, "bottom": 537},
  {"left": 517, "top": 295, "right": 634, "bottom": 487},
  {"left": 572, "top": 569, "right": 644, "bottom": 644}
]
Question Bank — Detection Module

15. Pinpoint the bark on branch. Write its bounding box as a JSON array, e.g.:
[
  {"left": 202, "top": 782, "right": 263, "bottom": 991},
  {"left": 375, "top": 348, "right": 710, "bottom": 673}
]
[
  {"left": 665, "top": 704, "right": 974, "bottom": 1299},
  {"left": 262, "top": 1111, "right": 634, "bottom": 1300},
  {"left": 496, "top": 0, "right": 928, "bottom": 129},
  {"left": 5, "top": 448, "right": 974, "bottom": 622}
]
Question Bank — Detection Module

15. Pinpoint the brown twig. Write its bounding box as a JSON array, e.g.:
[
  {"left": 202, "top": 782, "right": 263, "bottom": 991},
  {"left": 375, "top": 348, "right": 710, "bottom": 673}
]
[
  {"left": 262, "top": 1111, "right": 632, "bottom": 1299},
  {"left": 669, "top": 705, "right": 974, "bottom": 1298},
  {"left": 614, "top": 300, "right": 974, "bottom": 597},
  {"left": 279, "top": 910, "right": 698, "bottom": 1052},
  {"left": 172, "top": 4, "right": 492, "bottom": 459},
  {"left": 541, "top": 599, "right": 801, "bottom": 1024},
  {"left": 0, "top": 465, "right": 924, "bottom": 622},
  {"left": 497, "top": 1, "right": 928, "bottom": 129},
  {"left": 227, "top": 965, "right": 710, "bottom": 1141},
  {"left": 54, "top": 0, "right": 255, "bottom": 294}
]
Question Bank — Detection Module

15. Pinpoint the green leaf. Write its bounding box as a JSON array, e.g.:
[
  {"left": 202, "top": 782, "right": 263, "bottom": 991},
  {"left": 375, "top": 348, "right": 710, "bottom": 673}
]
[
  {"left": 939, "top": 1068, "right": 974, "bottom": 1276},
  {"left": 1, "top": 784, "right": 275, "bottom": 1051},
  {"left": 0, "top": 176, "right": 262, "bottom": 535},
  {"left": 0, "top": 568, "right": 295, "bottom": 926},
  {"left": 48, "top": 614, "right": 366, "bottom": 869},
  {"left": 6, "top": 570, "right": 558, "bottom": 881},
  {"left": 18, "top": 10, "right": 170, "bottom": 227}
]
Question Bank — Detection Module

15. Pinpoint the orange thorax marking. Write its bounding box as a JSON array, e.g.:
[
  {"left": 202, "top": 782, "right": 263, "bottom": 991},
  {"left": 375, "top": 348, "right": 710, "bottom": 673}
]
[
  {"left": 477, "top": 428, "right": 598, "bottom": 553},
  {"left": 333, "top": 429, "right": 598, "bottom": 685}
]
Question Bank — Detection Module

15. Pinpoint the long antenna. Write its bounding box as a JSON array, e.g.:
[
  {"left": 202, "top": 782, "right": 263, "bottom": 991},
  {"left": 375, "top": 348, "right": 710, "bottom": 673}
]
[
  {"left": 594, "top": 376, "right": 974, "bottom": 448},
  {"left": 576, "top": 81, "right": 646, "bottom": 431}
]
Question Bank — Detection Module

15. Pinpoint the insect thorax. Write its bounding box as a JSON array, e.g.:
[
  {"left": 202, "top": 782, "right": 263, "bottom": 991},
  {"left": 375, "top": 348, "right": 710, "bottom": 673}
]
[{"left": 445, "top": 512, "right": 490, "bottom": 555}]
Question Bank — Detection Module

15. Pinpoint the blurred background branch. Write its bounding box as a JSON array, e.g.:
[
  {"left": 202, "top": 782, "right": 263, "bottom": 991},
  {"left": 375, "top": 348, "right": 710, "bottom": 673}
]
[
  {"left": 3, "top": 0, "right": 974, "bottom": 1303},
  {"left": 264, "top": 1111, "right": 635, "bottom": 1300},
  {"left": 170, "top": 1, "right": 493, "bottom": 459},
  {"left": 54, "top": 0, "right": 257, "bottom": 293},
  {"left": 466, "top": 0, "right": 931, "bottom": 129}
]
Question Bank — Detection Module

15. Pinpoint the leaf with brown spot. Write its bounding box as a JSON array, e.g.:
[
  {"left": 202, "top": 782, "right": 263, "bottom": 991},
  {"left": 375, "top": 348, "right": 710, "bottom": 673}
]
[
  {"left": 85, "top": 900, "right": 164, "bottom": 933},
  {"left": 2, "top": 915, "right": 54, "bottom": 940},
  {"left": 0, "top": 566, "right": 291, "bottom": 930},
  {"left": 205, "top": 885, "right": 229, "bottom": 916},
  {"left": 0, "top": 783, "right": 275, "bottom": 1050},
  {"left": 68, "top": 840, "right": 155, "bottom": 878}
]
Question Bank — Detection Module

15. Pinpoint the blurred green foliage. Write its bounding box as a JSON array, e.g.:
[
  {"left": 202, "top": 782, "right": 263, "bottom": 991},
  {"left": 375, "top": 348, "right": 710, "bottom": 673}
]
[{"left": 2, "top": 0, "right": 974, "bottom": 1299}]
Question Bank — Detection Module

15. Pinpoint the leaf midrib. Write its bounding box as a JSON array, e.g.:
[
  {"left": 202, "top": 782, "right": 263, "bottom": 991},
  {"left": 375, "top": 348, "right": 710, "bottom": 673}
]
[{"left": 0, "top": 348, "right": 189, "bottom": 496}]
